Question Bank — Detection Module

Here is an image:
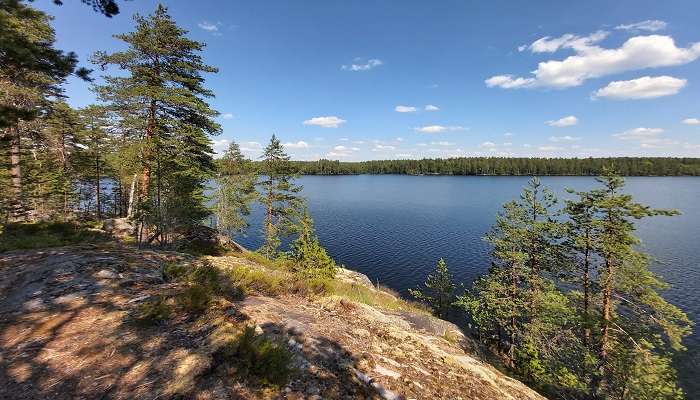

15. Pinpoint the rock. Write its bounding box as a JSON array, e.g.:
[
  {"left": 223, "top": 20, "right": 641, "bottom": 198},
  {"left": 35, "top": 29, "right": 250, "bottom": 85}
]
[
  {"left": 102, "top": 218, "right": 135, "bottom": 239},
  {"left": 375, "top": 365, "right": 401, "bottom": 379},
  {"left": 178, "top": 225, "right": 246, "bottom": 253},
  {"left": 336, "top": 267, "right": 374, "bottom": 289},
  {"left": 95, "top": 269, "right": 119, "bottom": 279}
]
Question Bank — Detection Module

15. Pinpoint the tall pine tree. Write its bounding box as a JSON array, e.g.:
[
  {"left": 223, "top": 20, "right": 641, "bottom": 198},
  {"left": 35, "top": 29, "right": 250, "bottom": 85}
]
[{"left": 92, "top": 4, "right": 220, "bottom": 243}]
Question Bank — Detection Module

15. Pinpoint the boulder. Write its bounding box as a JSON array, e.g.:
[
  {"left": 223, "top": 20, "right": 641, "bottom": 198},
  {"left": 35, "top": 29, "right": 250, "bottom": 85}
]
[{"left": 102, "top": 218, "right": 135, "bottom": 239}]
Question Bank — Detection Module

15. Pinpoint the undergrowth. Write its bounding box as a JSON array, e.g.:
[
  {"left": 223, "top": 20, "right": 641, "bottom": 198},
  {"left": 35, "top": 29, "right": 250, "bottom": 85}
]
[{"left": 0, "top": 220, "right": 107, "bottom": 252}]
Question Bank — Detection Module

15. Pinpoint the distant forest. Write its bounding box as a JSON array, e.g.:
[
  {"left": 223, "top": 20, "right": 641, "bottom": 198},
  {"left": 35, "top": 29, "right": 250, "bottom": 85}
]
[{"left": 282, "top": 157, "right": 700, "bottom": 176}]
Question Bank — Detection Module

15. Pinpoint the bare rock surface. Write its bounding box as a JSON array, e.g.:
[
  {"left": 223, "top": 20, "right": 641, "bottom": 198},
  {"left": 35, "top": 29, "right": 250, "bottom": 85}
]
[{"left": 0, "top": 245, "right": 546, "bottom": 400}]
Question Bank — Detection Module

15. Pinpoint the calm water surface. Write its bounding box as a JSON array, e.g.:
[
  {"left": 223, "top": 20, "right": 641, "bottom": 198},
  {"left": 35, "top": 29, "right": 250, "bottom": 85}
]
[{"left": 233, "top": 175, "right": 700, "bottom": 397}]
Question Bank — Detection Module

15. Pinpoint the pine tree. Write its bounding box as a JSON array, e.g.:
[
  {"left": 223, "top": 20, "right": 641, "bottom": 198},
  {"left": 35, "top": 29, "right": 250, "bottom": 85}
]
[
  {"left": 213, "top": 140, "right": 258, "bottom": 237},
  {"left": 589, "top": 170, "right": 692, "bottom": 399},
  {"left": 1, "top": 0, "right": 85, "bottom": 220},
  {"left": 289, "top": 208, "right": 336, "bottom": 280},
  {"left": 92, "top": 4, "right": 220, "bottom": 243},
  {"left": 257, "top": 134, "right": 303, "bottom": 258},
  {"left": 409, "top": 258, "right": 456, "bottom": 318},
  {"left": 76, "top": 105, "right": 111, "bottom": 220}
]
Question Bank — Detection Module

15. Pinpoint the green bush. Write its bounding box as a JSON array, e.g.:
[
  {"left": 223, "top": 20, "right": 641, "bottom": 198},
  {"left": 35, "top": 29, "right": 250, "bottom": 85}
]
[
  {"left": 138, "top": 296, "right": 172, "bottom": 324},
  {"left": 177, "top": 284, "right": 211, "bottom": 314},
  {"left": 220, "top": 326, "right": 293, "bottom": 386}
]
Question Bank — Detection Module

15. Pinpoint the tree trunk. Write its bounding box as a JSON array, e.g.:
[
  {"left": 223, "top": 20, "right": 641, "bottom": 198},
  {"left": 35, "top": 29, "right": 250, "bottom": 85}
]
[
  {"left": 95, "top": 148, "right": 101, "bottom": 220},
  {"left": 8, "top": 125, "right": 24, "bottom": 220},
  {"left": 583, "top": 239, "right": 591, "bottom": 347},
  {"left": 127, "top": 173, "right": 137, "bottom": 218}
]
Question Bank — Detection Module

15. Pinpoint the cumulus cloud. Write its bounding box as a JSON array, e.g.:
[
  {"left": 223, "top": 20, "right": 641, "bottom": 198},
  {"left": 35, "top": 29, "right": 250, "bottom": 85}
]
[
  {"left": 212, "top": 139, "right": 230, "bottom": 156},
  {"left": 616, "top": 20, "right": 667, "bottom": 32},
  {"left": 372, "top": 144, "right": 396, "bottom": 151},
  {"left": 283, "top": 141, "right": 309, "bottom": 149},
  {"left": 546, "top": 115, "right": 578, "bottom": 127},
  {"left": 480, "top": 141, "right": 496, "bottom": 148},
  {"left": 221, "top": 113, "right": 234, "bottom": 119},
  {"left": 683, "top": 118, "right": 700, "bottom": 125},
  {"left": 395, "top": 153, "right": 414, "bottom": 158},
  {"left": 395, "top": 105, "right": 417, "bottom": 113},
  {"left": 326, "top": 145, "right": 360, "bottom": 158},
  {"left": 240, "top": 141, "right": 262, "bottom": 153},
  {"left": 550, "top": 135, "right": 581, "bottom": 142},
  {"left": 425, "top": 104, "right": 440, "bottom": 111},
  {"left": 341, "top": 58, "right": 383, "bottom": 71},
  {"left": 594, "top": 76, "right": 686, "bottom": 99},
  {"left": 613, "top": 127, "right": 666, "bottom": 144},
  {"left": 538, "top": 146, "right": 561, "bottom": 151},
  {"left": 431, "top": 141, "right": 455, "bottom": 146},
  {"left": 415, "top": 125, "right": 466, "bottom": 133},
  {"left": 488, "top": 34, "right": 700, "bottom": 89},
  {"left": 303, "top": 116, "right": 346, "bottom": 128}
]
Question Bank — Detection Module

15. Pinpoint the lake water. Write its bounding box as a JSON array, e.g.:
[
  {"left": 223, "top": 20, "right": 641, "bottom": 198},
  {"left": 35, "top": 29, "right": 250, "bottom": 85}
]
[{"left": 232, "top": 175, "right": 700, "bottom": 396}]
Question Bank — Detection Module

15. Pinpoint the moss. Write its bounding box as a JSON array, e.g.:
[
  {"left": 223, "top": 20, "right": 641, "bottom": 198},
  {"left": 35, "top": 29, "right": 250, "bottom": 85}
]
[
  {"left": 0, "top": 220, "right": 107, "bottom": 252},
  {"left": 177, "top": 284, "right": 212, "bottom": 314}
]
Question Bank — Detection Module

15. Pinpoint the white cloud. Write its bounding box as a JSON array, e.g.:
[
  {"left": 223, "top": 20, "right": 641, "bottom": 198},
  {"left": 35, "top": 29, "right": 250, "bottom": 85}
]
[
  {"left": 616, "top": 20, "right": 667, "bottom": 32},
  {"left": 395, "top": 105, "right": 417, "bottom": 113},
  {"left": 283, "top": 141, "right": 309, "bottom": 149},
  {"left": 682, "top": 118, "right": 700, "bottom": 125},
  {"left": 488, "top": 34, "right": 700, "bottom": 89},
  {"left": 504, "top": 132, "right": 514, "bottom": 137},
  {"left": 538, "top": 146, "right": 561, "bottom": 151},
  {"left": 415, "top": 125, "right": 466, "bottom": 133},
  {"left": 594, "top": 76, "right": 686, "bottom": 99},
  {"left": 395, "top": 153, "right": 414, "bottom": 158},
  {"left": 339, "top": 137, "right": 349, "bottom": 141},
  {"left": 614, "top": 127, "right": 665, "bottom": 140},
  {"left": 221, "top": 113, "right": 234, "bottom": 119},
  {"left": 425, "top": 104, "right": 440, "bottom": 111},
  {"left": 303, "top": 116, "right": 346, "bottom": 128},
  {"left": 480, "top": 141, "right": 496, "bottom": 148},
  {"left": 431, "top": 141, "right": 455, "bottom": 146},
  {"left": 212, "top": 139, "right": 230, "bottom": 156},
  {"left": 341, "top": 58, "right": 383, "bottom": 71},
  {"left": 550, "top": 135, "right": 581, "bottom": 142},
  {"left": 485, "top": 75, "right": 536, "bottom": 89},
  {"left": 240, "top": 141, "right": 262, "bottom": 152},
  {"left": 326, "top": 144, "right": 360, "bottom": 158},
  {"left": 198, "top": 21, "right": 220, "bottom": 32},
  {"left": 372, "top": 144, "right": 396, "bottom": 152},
  {"left": 523, "top": 30, "right": 608, "bottom": 53},
  {"left": 546, "top": 115, "right": 578, "bottom": 127}
]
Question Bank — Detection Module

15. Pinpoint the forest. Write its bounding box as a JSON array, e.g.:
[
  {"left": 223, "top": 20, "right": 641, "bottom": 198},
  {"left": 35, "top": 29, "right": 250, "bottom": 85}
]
[{"left": 291, "top": 157, "right": 700, "bottom": 176}]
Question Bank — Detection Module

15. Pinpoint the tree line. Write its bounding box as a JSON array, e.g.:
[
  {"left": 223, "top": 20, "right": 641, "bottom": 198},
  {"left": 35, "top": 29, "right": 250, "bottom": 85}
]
[
  {"left": 289, "top": 157, "right": 700, "bottom": 176},
  {"left": 410, "top": 172, "right": 693, "bottom": 400}
]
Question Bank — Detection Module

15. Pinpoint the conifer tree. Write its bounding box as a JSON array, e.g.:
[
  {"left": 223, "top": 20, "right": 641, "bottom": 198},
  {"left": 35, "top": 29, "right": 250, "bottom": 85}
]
[
  {"left": 213, "top": 140, "right": 258, "bottom": 237},
  {"left": 92, "top": 4, "right": 220, "bottom": 242},
  {"left": 1, "top": 0, "right": 85, "bottom": 220},
  {"left": 77, "top": 105, "right": 111, "bottom": 220},
  {"left": 588, "top": 171, "right": 692, "bottom": 399},
  {"left": 409, "top": 258, "right": 456, "bottom": 318},
  {"left": 258, "top": 134, "right": 303, "bottom": 258},
  {"left": 289, "top": 208, "right": 336, "bottom": 280}
]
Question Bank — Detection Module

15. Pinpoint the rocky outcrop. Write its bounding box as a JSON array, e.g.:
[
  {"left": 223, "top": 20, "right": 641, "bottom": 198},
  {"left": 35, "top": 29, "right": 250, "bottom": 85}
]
[{"left": 0, "top": 245, "right": 545, "bottom": 400}]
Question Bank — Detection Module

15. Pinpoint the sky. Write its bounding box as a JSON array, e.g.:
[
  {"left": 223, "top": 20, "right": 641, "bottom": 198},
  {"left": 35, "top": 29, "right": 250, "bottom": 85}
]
[{"left": 35, "top": 0, "right": 700, "bottom": 161}]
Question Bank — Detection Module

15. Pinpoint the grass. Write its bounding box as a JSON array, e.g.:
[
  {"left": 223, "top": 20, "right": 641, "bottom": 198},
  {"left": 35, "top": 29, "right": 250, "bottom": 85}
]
[
  {"left": 217, "top": 325, "right": 294, "bottom": 386},
  {"left": 0, "top": 220, "right": 107, "bottom": 252},
  {"left": 138, "top": 296, "right": 173, "bottom": 324},
  {"left": 329, "top": 280, "right": 431, "bottom": 314}
]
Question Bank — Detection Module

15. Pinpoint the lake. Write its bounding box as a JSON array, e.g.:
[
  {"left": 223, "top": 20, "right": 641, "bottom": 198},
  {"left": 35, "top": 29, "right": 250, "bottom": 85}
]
[{"left": 232, "top": 175, "right": 700, "bottom": 396}]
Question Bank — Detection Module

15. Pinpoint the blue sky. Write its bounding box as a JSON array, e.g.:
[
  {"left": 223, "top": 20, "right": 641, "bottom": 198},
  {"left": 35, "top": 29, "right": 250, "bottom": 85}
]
[{"left": 36, "top": 0, "right": 700, "bottom": 160}]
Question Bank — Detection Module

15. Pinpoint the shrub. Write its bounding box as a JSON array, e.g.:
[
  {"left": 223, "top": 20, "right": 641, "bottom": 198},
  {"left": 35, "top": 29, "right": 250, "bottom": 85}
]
[
  {"left": 138, "top": 296, "right": 172, "bottom": 323},
  {"left": 178, "top": 284, "right": 211, "bottom": 314},
  {"left": 220, "top": 326, "right": 294, "bottom": 386}
]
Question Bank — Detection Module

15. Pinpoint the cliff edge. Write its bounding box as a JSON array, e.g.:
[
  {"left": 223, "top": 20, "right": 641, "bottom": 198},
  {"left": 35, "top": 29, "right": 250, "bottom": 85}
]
[{"left": 0, "top": 244, "right": 545, "bottom": 400}]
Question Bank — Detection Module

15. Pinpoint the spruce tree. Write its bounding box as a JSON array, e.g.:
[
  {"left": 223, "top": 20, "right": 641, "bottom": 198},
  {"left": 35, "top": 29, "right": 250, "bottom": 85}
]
[
  {"left": 213, "top": 140, "right": 258, "bottom": 237},
  {"left": 257, "top": 134, "right": 303, "bottom": 258},
  {"left": 92, "top": 4, "right": 220, "bottom": 242},
  {"left": 409, "top": 258, "right": 456, "bottom": 318},
  {"left": 289, "top": 208, "right": 336, "bottom": 280}
]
